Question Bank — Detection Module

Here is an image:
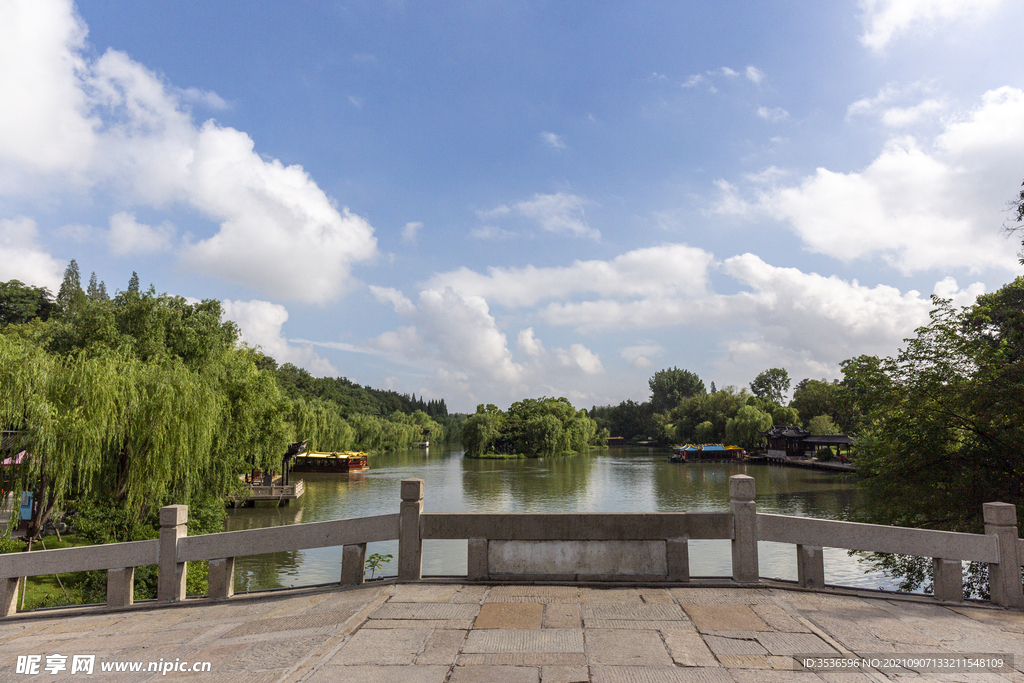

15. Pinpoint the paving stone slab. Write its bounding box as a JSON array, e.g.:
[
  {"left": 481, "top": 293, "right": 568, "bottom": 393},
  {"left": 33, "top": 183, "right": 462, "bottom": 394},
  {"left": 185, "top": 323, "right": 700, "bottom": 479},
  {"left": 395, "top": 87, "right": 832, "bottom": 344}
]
[
  {"left": 331, "top": 628, "right": 433, "bottom": 665},
  {"left": 456, "top": 653, "right": 587, "bottom": 666},
  {"left": 544, "top": 604, "right": 581, "bottom": 629},
  {"left": 475, "top": 603, "right": 544, "bottom": 629},
  {"left": 220, "top": 634, "right": 328, "bottom": 672},
  {"left": 371, "top": 603, "right": 479, "bottom": 620},
  {"left": 463, "top": 629, "right": 584, "bottom": 653},
  {"left": 817, "top": 674, "right": 878, "bottom": 683},
  {"left": 756, "top": 631, "right": 838, "bottom": 656},
  {"left": 703, "top": 634, "right": 768, "bottom": 656},
  {"left": 726, "top": 669, "right": 823, "bottom": 683},
  {"left": 452, "top": 586, "right": 490, "bottom": 603},
  {"left": 361, "top": 619, "right": 475, "bottom": 630},
  {"left": 751, "top": 604, "right": 812, "bottom": 633},
  {"left": 449, "top": 665, "right": 541, "bottom": 683},
  {"left": 857, "top": 616, "right": 940, "bottom": 646},
  {"left": 590, "top": 665, "right": 734, "bottom": 683},
  {"left": 662, "top": 629, "right": 718, "bottom": 667},
  {"left": 639, "top": 589, "right": 674, "bottom": 604},
  {"left": 541, "top": 664, "right": 590, "bottom": 683},
  {"left": 670, "top": 588, "right": 775, "bottom": 605},
  {"left": 416, "top": 629, "right": 467, "bottom": 665},
  {"left": 581, "top": 588, "right": 643, "bottom": 603},
  {"left": 681, "top": 604, "right": 771, "bottom": 632},
  {"left": 715, "top": 654, "right": 773, "bottom": 668},
  {"left": 488, "top": 586, "right": 580, "bottom": 599},
  {"left": 307, "top": 664, "right": 449, "bottom": 683},
  {"left": 391, "top": 584, "right": 461, "bottom": 603},
  {"left": 582, "top": 604, "right": 685, "bottom": 621},
  {"left": 584, "top": 620, "right": 696, "bottom": 631},
  {"left": 167, "top": 672, "right": 285, "bottom": 683},
  {"left": 220, "top": 610, "right": 357, "bottom": 638},
  {"left": 584, "top": 629, "right": 673, "bottom": 666}
]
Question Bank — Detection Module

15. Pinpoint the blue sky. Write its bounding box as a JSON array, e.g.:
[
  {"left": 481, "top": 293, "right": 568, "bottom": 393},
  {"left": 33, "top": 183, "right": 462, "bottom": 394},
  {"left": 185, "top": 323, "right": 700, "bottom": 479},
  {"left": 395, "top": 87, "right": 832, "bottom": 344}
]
[{"left": 2, "top": 0, "right": 1023, "bottom": 411}]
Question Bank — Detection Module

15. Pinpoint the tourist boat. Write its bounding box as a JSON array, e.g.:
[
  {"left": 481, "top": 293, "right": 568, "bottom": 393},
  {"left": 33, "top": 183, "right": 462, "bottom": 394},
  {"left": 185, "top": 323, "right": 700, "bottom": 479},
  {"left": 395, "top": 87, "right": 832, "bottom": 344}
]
[
  {"left": 290, "top": 450, "right": 370, "bottom": 473},
  {"left": 669, "top": 444, "right": 744, "bottom": 462}
]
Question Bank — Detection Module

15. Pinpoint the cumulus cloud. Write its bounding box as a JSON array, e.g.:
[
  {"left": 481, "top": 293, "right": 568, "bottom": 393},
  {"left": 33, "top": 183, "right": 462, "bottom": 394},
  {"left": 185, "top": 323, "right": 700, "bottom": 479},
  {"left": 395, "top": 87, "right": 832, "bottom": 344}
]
[
  {"left": 0, "top": 0, "right": 378, "bottom": 303},
  {"left": 470, "top": 225, "right": 515, "bottom": 240},
  {"left": 717, "top": 67, "right": 740, "bottom": 77},
  {"left": 221, "top": 299, "right": 337, "bottom": 376},
  {"left": 745, "top": 66, "right": 764, "bottom": 84},
  {"left": 681, "top": 74, "right": 704, "bottom": 88},
  {"left": 847, "top": 83, "right": 947, "bottom": 127},
  {"left": 859, "top": 0, "right": 1005, "bottom": 50},
  {"left": 401, "top": 221, "right": 422, "bottom": 244},
  {"left": 477, "top": 193, "right": 598, "bottom": 239},
  {"left": 715, "top": 87, "right": 1024, "bottom": 274},
  {"left": 554, "top": 344, "right": 603, "bottom": 374},
  {"left": 0, "top": 216, "right": 65, "bottom": 291},
  {"left": 540, "top": 132, "right": 567, "bottom": 149},
  {"left": 517, "top": 328, "right": 546, "bottom": 356},
  {"left": 107, "top": 211, "right": 174, "bottom": 255},
  {"left": 621, "top": 344, "right": 664, "bottom": 369},
  {"left": 425, "top": 244, "right": 715, "bottom": 309},
  {"left": 369, "top": 285, "right": 416, "bottom": 315}
]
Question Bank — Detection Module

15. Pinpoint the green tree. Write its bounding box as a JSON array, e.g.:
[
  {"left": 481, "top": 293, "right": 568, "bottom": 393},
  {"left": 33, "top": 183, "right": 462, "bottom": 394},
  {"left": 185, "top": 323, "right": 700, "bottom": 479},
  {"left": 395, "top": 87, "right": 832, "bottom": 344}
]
[
  {"left": 790, "top": 378, "right": 860, "bottom": 433},
  {"left": 671, "top": 386, "right": 750, "bottom": 443},
  {"left": 462, "top": 405, "right": 503, "bottom": 456},
  {"left": 55, "top": 260, "right": 85, "bottom": 315},
  {"left": 0, "top": 280, "right": 55, "bottom": 326},
  {"left": 807, "top": 414, "right": 840, "bottom": 435},
  {"left": 649, "top": 367, "right": 705, "bottom": 413},
  {"left": 749, "top": 368, "right": 790, "bottom": 404},
  {"left": 724, "top": 405, "right": 772, "bottom": 449}
]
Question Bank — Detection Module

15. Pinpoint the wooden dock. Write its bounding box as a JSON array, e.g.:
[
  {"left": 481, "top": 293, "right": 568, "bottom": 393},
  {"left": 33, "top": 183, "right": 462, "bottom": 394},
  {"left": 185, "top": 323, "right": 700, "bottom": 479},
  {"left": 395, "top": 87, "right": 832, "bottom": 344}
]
[{"left": 229, "top": 479, "right": 305, "bottom": 506}]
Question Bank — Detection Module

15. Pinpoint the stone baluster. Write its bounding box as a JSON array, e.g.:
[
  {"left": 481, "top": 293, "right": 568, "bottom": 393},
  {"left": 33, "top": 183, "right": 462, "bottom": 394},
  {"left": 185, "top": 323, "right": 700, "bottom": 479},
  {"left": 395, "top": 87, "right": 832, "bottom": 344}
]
[
  {"left": 984, "top": 502, "right": 1023, "bottom": 609},
  {"left": 208, "top": 558, "right": 235, "bottom": 599},
  {"left": 157, "top": 505, "right": 188, "bottom": 603},
  {"left": 341, "top": 544, "right": 366, "bottom": 585},
  {"left": 106, "top": 567, "right": 134, "bottom": 607},
  {"left": 398, "top": 478, "right": 424, "bottom": 581},
  {"left": 796, "top": 544, "right": 825, "bottom": 590},
  {"left": 729, "top": 475, "right": 759, "bottom": 584}
]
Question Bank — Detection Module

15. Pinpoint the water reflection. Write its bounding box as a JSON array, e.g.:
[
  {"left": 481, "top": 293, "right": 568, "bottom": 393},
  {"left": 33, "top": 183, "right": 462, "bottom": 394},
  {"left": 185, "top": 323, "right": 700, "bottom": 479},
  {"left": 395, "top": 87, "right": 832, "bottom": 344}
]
[{"left": 226, "top": 446, "right": 890, "bottom": 591}]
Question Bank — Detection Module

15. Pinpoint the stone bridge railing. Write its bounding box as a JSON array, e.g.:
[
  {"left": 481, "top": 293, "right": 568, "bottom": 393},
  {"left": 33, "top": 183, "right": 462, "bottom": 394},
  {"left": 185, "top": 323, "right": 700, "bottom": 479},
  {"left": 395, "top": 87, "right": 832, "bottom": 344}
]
[{"left": 1, "top": 475, "right": 1021, "bottom": 617}]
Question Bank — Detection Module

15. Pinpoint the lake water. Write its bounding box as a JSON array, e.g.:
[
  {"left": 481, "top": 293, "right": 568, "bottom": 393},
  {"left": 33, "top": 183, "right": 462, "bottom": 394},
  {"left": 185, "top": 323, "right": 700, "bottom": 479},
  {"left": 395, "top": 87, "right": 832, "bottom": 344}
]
[{"left": 226, "top": 445, "right": 900, "bottom": 592}]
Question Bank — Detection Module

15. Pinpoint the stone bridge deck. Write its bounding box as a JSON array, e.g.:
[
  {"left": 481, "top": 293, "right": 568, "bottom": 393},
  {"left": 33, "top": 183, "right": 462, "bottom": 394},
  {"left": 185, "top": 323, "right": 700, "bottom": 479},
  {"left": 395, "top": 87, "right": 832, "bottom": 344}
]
[{"left": 1, "top": 583, "right": 1022, "bottom": 683}]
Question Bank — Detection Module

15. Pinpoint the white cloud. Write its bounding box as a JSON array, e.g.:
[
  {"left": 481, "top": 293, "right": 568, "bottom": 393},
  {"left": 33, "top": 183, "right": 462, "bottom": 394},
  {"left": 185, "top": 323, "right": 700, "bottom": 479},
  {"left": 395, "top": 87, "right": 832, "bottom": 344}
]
[
  {"left": 369, "top": 285, "right": 416, "bottom": 315},
  {"left": 859, "top": 0, "right": 1004, "bottom": 50},
  {"left": 716, "top": 87, "right": 1024, "bottom": 274},
  {"left": 178, "top": 87, "right": 228, "bottom": 110},
  {"left": 681, "top": 74, "right": 704, "bottom": 88},
  {"left": 348, "top": 95, "right": 363, "bottom": 108},
  {"left": 0, "top": 216, "right": 65, "bottom": 291},
  {"left": 847, "top": 83, "right": 947, "bottom": 127},
  {"left": 107, "top": 211, "right": 174, "bottom": 255},
  {"left": 517, "top": 328, "right": 546, "bottom": 356},
  {"left": 621, "top": 344, "right": 664, "bottom": 369},
  {"left": 717, "top": 67, "right": 740, "bottom": 77},
  {"left": 0, "top": 0, "right": 378, "bottom": 304},
  {"left": 514, "top": 193, "right": 598, "bottom": 239},
  {"left": 541, "top": 132, "right": 567, "bottom": 149},
  {"left": 221, "top": 299, "right": 337, "bottom": 376},
  {"left": 425, "top": 243, "right": 715, "bottom": 309},
  {"left": 554, "top": 344, "right": 603, "bottom": 374},
  {"left": 470, "top": 225, "right": 515, "bottom": 240},
  {"left": 756, "top": 106, "right": 789, "bottom": 122},
  {"left": 402, "top": 221, "right": 422, "bottom": 244},
  {"left": 745, "top": 66, "right": 764, "bottom": 84}
]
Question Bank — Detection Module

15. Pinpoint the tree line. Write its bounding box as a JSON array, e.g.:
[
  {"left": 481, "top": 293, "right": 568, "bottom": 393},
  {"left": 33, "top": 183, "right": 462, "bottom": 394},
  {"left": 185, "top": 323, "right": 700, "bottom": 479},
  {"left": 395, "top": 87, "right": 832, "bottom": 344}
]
[
  {"left": 462, "top": 397, "right": 605, "bottom": 458},
  {"left": 0, "top": 262, "right": 456, "bottom": 602}
]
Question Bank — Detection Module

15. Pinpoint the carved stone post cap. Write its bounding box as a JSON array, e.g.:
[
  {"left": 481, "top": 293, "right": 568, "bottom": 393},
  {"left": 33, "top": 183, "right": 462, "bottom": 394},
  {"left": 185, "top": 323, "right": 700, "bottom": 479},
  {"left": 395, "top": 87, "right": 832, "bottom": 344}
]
[
  {"left": 159, "top": 505, "right": 189, "bottom": 527},
  {"left": 729, "top": 475, "right": 756, "bottom": 502},
  {"left": 401, "top": 478, "right": 425, "bottom": 501},
  {"left": 983, "top": 502, "right": 1017, "bottom": 527}
]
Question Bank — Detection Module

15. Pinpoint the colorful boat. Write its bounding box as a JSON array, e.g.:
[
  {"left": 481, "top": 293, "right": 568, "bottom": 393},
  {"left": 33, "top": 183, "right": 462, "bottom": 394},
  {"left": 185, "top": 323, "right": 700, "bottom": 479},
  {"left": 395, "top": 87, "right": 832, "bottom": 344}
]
[
  {"left": 290, "top": 450, "right": 369, "bottom": 472},
  {"left": 669, "top": 444, "right": 744, "bottom": 462}
]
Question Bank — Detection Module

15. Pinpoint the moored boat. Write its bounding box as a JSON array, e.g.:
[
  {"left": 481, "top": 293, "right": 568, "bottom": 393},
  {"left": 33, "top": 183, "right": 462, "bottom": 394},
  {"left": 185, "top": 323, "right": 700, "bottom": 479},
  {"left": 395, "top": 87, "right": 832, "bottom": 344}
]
[{"left": 290, "top": 450, "right": 370, "bottom": 472}]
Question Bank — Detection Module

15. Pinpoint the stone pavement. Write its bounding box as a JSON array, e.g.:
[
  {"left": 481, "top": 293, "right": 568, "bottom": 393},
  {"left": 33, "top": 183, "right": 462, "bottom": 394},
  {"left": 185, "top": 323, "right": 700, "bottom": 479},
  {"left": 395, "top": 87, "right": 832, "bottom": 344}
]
[{"left": 0, "top": 582, "right": 1022, "bottom": 682}]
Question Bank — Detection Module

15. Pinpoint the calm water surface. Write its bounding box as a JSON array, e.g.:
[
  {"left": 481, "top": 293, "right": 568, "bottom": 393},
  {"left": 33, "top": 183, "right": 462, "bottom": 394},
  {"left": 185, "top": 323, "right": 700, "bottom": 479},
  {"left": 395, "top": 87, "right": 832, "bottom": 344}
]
[{"left": 226, "top": 446, "right": 898, "bottom": 592}]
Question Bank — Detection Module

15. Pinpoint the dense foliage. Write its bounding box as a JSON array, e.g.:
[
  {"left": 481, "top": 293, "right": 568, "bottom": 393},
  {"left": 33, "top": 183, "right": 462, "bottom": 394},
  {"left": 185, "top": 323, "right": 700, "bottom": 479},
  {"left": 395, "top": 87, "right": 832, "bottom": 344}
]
[{"left": 462, "top": 397, "right": 603, "bottom": 457}]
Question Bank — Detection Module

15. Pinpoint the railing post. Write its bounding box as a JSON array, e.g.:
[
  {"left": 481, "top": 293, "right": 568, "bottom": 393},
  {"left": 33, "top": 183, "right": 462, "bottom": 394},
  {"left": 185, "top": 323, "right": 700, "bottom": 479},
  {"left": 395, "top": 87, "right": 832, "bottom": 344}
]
[
  {"left": 667, "top": 536, "right": 690, "bottom": 582},
  {"left": 467, "top": 539, "right": 488, "bottom": 581},
  {"left": 341, "top": 544, "right": 366, "bottom": 585},
  {"left": 796, "top": 545, "right": 824, "bottom": 589},
  {"left": 932, "top": 558, "right": 963, "bottom": 603},
  {"left": 730, "top": 475, "right": 759, "bottom": 583},
  {"left": 0, "top": 578, "right": 21, "bottom": 617},
  {"left": 398, "top": 478, "right": 424, "bottom": 581},
  {"left": 208, "top": 558, "right": 234, "bottom": 599},
  {"left": 106, "top": 568, "right": 134, "bottom": 607},
  {"left": 158, "top": 505, "right": 188, "bottom": 603},
  {"left": 984, "top": 502, "right": 1023, "bottom": 608}
]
